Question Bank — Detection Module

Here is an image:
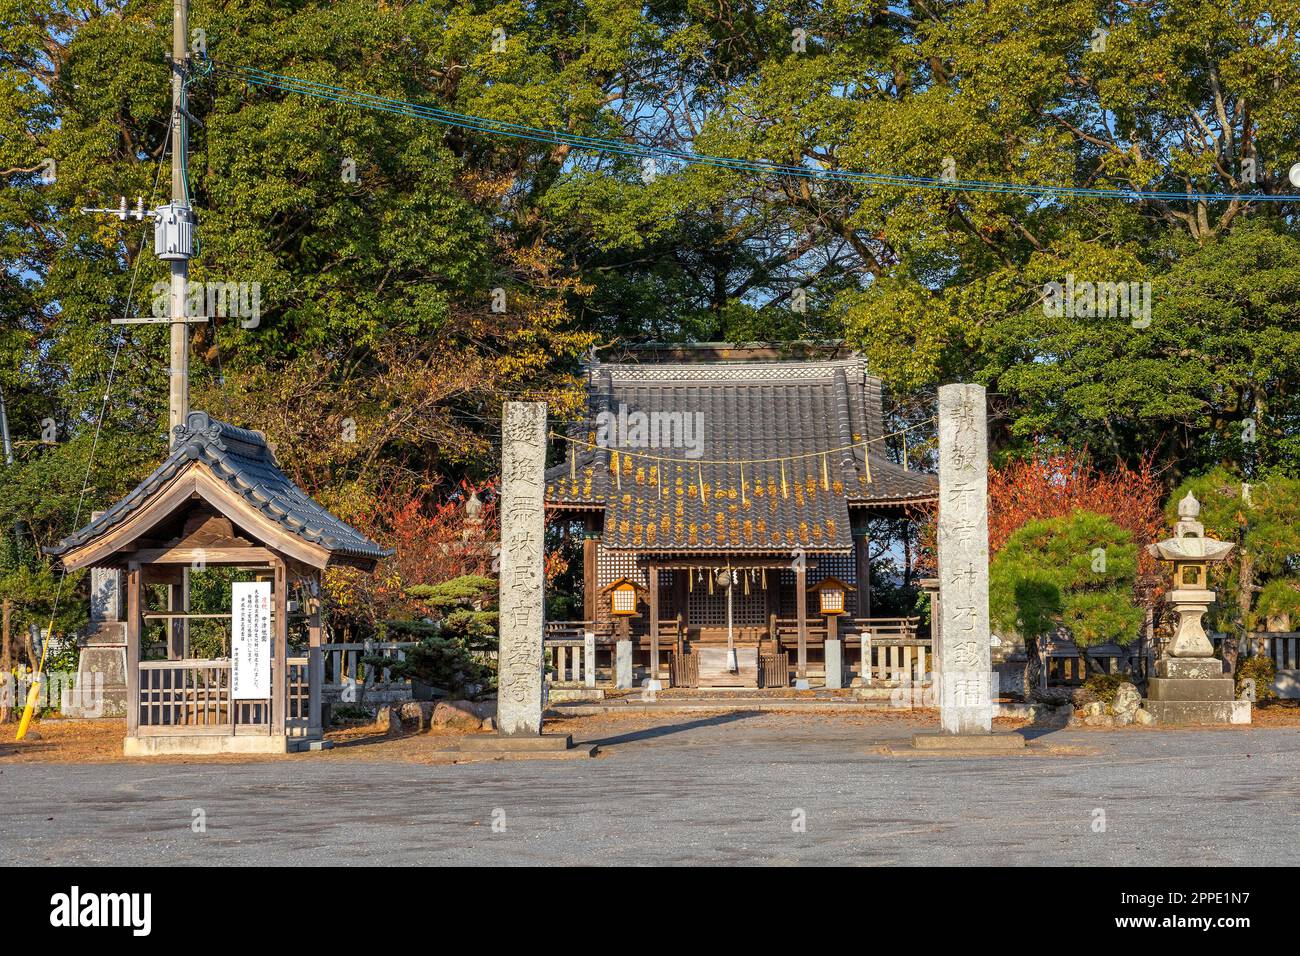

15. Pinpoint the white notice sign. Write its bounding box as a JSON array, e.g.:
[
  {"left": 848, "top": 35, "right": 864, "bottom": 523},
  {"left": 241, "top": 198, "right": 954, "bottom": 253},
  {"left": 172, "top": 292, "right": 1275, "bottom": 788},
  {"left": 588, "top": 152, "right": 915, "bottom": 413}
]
[{"left": 231, "top": 581, "right": 272, "bottom": 700}]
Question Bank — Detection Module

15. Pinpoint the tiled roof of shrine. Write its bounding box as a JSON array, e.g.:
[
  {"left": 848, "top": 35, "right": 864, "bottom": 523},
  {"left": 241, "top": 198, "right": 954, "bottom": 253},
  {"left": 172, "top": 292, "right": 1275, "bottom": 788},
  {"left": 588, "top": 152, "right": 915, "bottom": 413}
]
[{"left": 545, "top": 346, "right": 937, "bottom": 553}]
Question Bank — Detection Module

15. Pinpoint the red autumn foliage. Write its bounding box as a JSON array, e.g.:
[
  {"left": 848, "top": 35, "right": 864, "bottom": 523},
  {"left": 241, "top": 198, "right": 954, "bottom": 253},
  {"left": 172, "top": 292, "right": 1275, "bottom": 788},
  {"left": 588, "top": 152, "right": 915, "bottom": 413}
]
[
  {"left": 988, "top": 447, "right": 1166, "bottom": 587},
  {"left": 323, "top": 479, "right": 499, "bottom": 632},
  {"left": 324, "top": 477, "right": 570, "bottom": 635}
]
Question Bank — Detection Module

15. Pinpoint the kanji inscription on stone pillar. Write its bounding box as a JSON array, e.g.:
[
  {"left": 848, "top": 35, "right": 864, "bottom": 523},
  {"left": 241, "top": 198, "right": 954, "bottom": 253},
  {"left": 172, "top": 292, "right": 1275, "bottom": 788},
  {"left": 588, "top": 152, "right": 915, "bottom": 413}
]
[
  {"left": 937, "top": 383, "right": 993, "bottom": 735},
  {"left": 496, "top": 401, "right": 547, "bottom": 736}
]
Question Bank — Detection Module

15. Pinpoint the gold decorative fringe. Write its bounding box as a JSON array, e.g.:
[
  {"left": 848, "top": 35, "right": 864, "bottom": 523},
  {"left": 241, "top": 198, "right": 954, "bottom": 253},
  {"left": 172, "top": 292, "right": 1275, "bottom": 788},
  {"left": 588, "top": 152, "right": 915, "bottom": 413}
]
[
  {"left": 697, "top": 463, "right": 707, "bottom": 502},
  {"left": 740, "top": 463, "right": 748, "bottom": 504},
  {"left": 821, "top": 453, "right": 829, "bottom": 490},
  {"left": 780, "top": 460, "right": 789, "bottom": 499}
]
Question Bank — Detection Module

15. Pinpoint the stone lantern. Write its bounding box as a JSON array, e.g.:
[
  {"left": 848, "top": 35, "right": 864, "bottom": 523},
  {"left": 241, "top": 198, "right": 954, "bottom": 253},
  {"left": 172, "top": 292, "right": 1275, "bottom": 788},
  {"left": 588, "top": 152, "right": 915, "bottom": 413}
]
[{"left": 1144, "top": 492, "right": 1250, "bottom": 724}]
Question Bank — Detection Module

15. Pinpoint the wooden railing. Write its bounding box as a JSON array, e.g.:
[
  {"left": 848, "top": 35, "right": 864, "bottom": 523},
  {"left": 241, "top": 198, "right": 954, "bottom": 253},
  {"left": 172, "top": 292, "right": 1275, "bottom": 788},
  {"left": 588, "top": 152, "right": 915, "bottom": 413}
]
[
  {"left": 138, "top": 660, "right": 231, "bottom": 729},
  {"left": 322, "top": 641, "right": 419, "bottom": 703},
  {"left": 847, "top": 616, "right": 922, "bottom": 641},
  {"left": 137, "top": 657, "right": 310, "bottom": 734},
  {"left": 1040, "top": 638, "right": 1150, "bottom": 686},
  {"left": 546, "top": 620, "right": 597, "bottom": 639},
  {"left": 545, "top": 633, "right": 596, "bottom": 688},
  {"left": 1215, "top": 632, "right": 1300, "bottom": 697},
  {"left": 643, "top": 618, "right": 685, "bottom": 656},
  {"left": 772, "top": 617, "right": 828, "bottom": 646},
  {"left": 1241, "top": 632, "right": 1300, "bottom": 670},
  {"left": 859, "top": 637, "right": 931, "bottom": 686},
  {"left": 772, "top": 616, "right": 921, "bottom": 647}
]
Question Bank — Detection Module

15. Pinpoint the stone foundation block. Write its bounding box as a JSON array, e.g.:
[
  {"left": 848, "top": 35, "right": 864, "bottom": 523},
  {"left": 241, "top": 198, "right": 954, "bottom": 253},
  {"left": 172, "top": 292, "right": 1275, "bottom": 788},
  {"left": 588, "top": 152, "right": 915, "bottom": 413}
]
[{"left": 1147, "top": 677, "right": 1235, "bottom": 702}]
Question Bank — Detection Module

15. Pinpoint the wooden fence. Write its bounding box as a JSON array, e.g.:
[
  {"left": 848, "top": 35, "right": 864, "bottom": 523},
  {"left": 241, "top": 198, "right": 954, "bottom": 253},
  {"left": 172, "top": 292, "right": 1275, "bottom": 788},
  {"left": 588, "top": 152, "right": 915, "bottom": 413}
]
[
  {"left": 136, "top": 657, "right": 310, "bottom": 736},
  {"left": 857, "top": 637, "right": 931, "bottom": 686},
  {"left": 545, "top": 633, "right": 596, "bottom": 687},
  {"left": 1224, "top": 632, "right": 1300, "bottom": 698},
  {"left": 670, "top": 651, "right": 699, "bottom": 688},
  {"left": 759, "top": 652, "right": 788, "bottom": 688},
  {"left": 322, "top": 641, "right": 419, "bottom": 704}
]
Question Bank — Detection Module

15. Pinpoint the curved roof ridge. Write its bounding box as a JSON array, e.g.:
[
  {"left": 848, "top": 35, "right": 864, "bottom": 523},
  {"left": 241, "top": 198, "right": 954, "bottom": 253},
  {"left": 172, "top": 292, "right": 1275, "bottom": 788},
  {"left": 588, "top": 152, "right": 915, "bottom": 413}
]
[{"left": 46, "top": 410, "right": 392, "bottom": 565}]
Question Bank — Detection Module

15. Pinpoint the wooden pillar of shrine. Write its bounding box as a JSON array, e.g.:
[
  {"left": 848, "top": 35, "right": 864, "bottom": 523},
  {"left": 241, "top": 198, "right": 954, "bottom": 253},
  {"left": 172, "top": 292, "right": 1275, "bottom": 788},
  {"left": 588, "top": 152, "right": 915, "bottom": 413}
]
[
  {"left": 272, "top": 559, "right": 288, "bottom": 736},
  {"left": 795, "top": 562, "right": 809, "bottom": 681},
  {"left": 583, "top": 515, "right": 598, "bottom": 624},
  {"left": 853, "top": 526, "right": 872, "bottom": 618},
  {"left": 307, "top": 585, "right": 323, "bottom": 737},
  {"left": 648, "top": 561, "right": 661, "bottom": 682},
  {"left": 125, "top": 563, "right": 142, "bottom": 737}
]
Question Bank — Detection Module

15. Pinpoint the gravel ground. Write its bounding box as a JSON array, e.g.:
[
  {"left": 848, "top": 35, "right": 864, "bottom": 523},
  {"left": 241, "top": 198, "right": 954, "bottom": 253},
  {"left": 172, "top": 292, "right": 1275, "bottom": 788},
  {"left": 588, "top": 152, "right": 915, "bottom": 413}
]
[{"left": 1, "top": 712, "right": 1296, "bottom": 866}]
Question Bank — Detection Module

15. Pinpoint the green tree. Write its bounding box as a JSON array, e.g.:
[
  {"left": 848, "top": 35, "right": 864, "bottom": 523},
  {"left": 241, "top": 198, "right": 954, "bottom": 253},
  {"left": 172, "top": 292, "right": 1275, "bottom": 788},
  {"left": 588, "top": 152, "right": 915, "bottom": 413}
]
[
  {"left": 991, "top": 510, "right": 1144, "bottom": 679},
  {"left": 1167, "top": 468, "right": 1300, "bottom": 673},
  {"left": 371, "top": 573, "right": 498, "bottom": 696}
]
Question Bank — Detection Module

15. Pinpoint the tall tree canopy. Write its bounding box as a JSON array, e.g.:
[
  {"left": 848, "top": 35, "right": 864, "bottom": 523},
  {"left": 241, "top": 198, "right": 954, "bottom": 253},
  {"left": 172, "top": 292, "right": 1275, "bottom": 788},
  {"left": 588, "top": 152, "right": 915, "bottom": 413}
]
[{"left": 2, "top": 0, "right": 1298, "bottom": 641}]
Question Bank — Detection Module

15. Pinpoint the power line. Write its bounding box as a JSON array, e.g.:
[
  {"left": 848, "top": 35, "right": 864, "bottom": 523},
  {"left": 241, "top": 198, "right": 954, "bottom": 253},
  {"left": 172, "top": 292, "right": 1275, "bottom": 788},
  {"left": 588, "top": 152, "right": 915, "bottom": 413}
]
[{"left": 215, "top": 61, "right": 1300, "bottom": 205}]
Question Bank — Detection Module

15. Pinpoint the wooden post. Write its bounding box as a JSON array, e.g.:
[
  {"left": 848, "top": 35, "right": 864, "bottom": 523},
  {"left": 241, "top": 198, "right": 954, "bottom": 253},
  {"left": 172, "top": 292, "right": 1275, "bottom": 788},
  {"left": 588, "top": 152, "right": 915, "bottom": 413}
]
[
  {"left": 272, "top": 560, "right": 287, "bottom": 737},
  {"left": 673, "top": 571, "right": 688, "bottom": 631},
  {"left": 1, "top": 598, "right": 10, "bottom": 723},
  {"left": 307, "top": 583, "right": 323, "bottom": 737},
  {"left": 795, "top": 563, "right": 808, "bottom": 680},
  {"left": 854, "top": 527, "right": 872, "bottom": 618},
  {"left": 167, "top": 583, "right": 184, "bottom": 659},
  {"left": 126, "top": 564, "right": 142, "bottom": 738},
  {"left": 583, "top": 518, "right": 597, "bottom": 624},
  {"left": 648, "top": 561, "right": 660, "bottom": 683}
]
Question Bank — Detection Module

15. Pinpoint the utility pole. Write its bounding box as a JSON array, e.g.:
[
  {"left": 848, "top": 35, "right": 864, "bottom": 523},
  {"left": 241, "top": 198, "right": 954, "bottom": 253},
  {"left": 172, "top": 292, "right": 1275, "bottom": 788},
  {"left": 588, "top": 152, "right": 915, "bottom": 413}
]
[
  {"left": 0, "top": 386, "right": 13, "bottom": 466},
  {"left": 165, "top": 0, "right": 193, "bottom": 659},
  {"left": 83, "top": 0, "right": 197, "bottom": 658},
  {"left": 168, "top": 0, "right": 190, "bottom": 435},
  {"left": 84, "top": 0, "right": 199, "bottom": 440}
]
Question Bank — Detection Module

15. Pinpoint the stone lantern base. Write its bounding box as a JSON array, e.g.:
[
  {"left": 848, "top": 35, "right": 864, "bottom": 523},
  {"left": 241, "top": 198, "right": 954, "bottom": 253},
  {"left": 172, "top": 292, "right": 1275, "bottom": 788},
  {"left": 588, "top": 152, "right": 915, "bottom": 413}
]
[
  {"left": 61, "top": 622, "right": 129, "bottom": 719},
  {"left": 1144, "top": 658, "right": 1251, "bottom": 725}
]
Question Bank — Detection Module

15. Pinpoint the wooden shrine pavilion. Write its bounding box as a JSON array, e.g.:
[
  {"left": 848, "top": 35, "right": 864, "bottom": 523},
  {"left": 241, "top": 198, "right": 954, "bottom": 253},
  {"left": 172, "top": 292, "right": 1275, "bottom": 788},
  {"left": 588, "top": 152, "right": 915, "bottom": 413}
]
[
  {"left": 47, "top": 412, "right": 391, "bottom": 754},
  {"left": 545, "top": 344, "right": 938, "bottom": 688}
]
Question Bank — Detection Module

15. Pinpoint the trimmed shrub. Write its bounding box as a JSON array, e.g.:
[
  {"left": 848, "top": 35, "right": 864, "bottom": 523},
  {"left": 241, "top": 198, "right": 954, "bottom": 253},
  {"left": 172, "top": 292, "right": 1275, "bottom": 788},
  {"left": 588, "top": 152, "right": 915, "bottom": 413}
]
[
  {"left": 1235, "top": 655, "right": 1277, "bottom": 701},
  {"left": 1083, "top": 673, "right": 1127, "bottom": 705}
]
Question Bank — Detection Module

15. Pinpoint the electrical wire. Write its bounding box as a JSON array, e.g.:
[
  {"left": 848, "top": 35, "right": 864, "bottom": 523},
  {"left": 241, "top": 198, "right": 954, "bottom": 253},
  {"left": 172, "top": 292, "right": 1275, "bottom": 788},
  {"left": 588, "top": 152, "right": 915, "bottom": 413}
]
[{"left": 214, "top": 61, "right": 1300, "bottom": 205}]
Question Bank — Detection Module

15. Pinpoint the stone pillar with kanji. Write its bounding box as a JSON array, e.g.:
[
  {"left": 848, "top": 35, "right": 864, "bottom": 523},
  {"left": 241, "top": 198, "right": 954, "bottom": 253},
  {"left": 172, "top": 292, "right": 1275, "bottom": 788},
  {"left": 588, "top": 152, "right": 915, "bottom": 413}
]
[
  {"left": 936, "top": 383, "right": 994, "bottom": 736},
  {"left": 496, "top": 402, "right": 547, "bottom": 736}
]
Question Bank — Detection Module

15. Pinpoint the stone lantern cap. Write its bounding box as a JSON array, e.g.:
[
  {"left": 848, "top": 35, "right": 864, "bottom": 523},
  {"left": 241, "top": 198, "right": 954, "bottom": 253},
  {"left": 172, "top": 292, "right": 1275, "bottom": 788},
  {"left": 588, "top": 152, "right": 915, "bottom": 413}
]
[{"left": 1146, "top": 492, "right": 1235, "bottom": 563}]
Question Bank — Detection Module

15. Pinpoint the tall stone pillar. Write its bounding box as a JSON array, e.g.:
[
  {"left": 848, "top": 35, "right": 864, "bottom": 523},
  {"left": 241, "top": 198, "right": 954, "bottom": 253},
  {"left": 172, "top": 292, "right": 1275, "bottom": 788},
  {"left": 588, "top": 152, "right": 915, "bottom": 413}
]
[
  {"left": 496, "top": 402, "right": 547, "bottom": 736},
  {"left": 936, "top": 384, "right": 993, "bottom": 736}
]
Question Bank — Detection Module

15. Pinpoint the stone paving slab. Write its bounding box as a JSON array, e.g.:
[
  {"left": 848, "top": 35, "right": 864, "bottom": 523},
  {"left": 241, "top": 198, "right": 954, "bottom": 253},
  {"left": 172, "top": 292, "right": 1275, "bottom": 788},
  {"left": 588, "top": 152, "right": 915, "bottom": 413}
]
[{"left": 0, "top": 713, "right": 1294, "bottom": 866}]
